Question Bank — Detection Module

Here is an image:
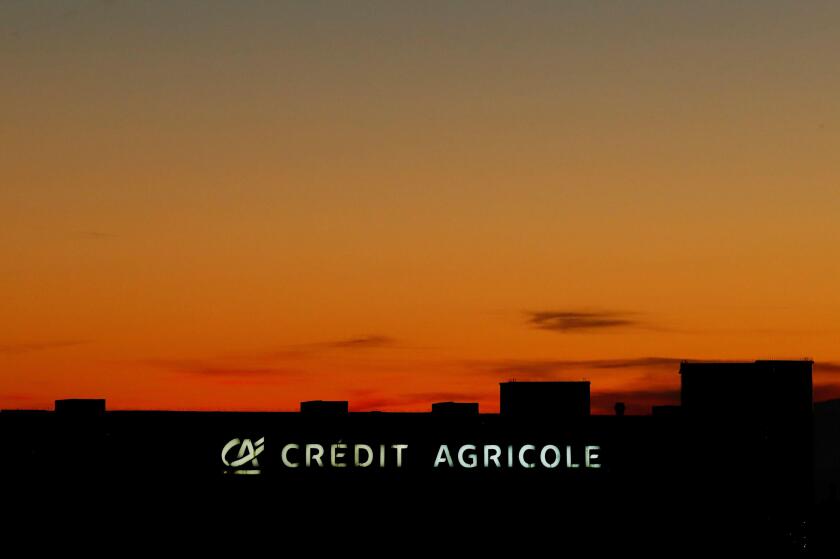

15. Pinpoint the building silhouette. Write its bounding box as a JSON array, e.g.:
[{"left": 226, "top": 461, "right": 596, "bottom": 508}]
[
  {"left": 54, "top": 398, "right": 106, "bottom": 416},
  {"left": 431, "top": 402, "right": 479, "bottom": 415},
  {"left": 680, "top": 359, "right": 813, "bottom": 418},
  {"left": 300, "top": 400, "right": 349, "bottom": 415},
  {"left": 499, "top": 380, "right": 590, "bottom": 418}
]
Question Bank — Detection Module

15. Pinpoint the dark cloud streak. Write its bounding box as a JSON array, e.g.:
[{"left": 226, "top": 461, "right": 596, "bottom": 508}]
[
  {"left": 815, "top": 362, "right": 840, "bottom": 374},
  {"left": 466, "top": 356, "right": 686, "bottom": 378},
  {"left": 526, "top": 310, "right": 642, "bottom": 332},
  {"left": 320, "top": 336, "right": 395, "bottom": 349},
  {"left": 145, "top": 359, "right": 298, "bottom": 378},
  {"left": 352, "top": 390, "right": 491, "bottom": 411},
  {"left": 262, "top": 335, "right": 398, "bottom": 359}
]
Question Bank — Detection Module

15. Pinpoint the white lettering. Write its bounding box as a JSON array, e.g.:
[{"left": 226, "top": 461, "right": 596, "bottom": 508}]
[
  {"left": 355, "top": 444, "right": 373, "bottom": 467},
  {"left": 458, "top": 444, "right": 477, "bottom": 468},
  {"left": 484, "top": 445, "right": 501, "bottom": 467},
  {"left": 434, "top": 445, "right": 454, "bottom": 467},
  {"left": 540, "top": 445, "right": 561, "bottom": 468},
  {"left": 392, "top": 444, "right": 408, "bottom": 467},
  {"left": 331, "top": 443, "right": 347, "bottom": 467},
  {"left": 306, "top": 444, "right": 324, "bottom": 467},
  {"left": 566, "top": 444, "right": 580, "bottom": 468},
  {"left": 281, "top": 443, "right": 299, "bottom": 468},
  {"left": 585, "top": 445, "right": 601, "bottom": 468},
  {"left": 518, "top": 444, "right": 536, "bottom": 468}
]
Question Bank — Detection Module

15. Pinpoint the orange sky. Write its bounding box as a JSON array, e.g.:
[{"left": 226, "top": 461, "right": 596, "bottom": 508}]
[{"left": 2, "top": 2, "right": 839, "bottom": 414}]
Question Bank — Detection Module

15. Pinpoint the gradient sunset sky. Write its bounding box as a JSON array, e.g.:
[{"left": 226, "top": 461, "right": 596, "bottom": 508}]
[{"left": 2, "top": 1, "right": 839, "bottom": 413}]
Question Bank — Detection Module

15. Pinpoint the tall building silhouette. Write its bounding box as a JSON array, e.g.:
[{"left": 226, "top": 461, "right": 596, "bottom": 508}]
[
  {"left": 680, "top": 359, "right": 815, "bottom": 537},
  {"left": 681, "top": 359, "right": 813, "bottom": 418}
]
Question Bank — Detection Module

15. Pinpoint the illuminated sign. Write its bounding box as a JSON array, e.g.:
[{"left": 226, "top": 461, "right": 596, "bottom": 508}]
[{"left": 220, "top": 438, "right": 602, "bottom": 472}]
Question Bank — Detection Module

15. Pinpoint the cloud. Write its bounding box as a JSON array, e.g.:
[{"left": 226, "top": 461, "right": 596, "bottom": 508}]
[
  {"left": 574, "top": 357, "right": 686, "bottom": 369},
  {"left": 0, "top": 340, "right": 89, "bottom": 356},
  {"left": 351, "top": 390, "right": 490, "bottom": 411},
  {"left": 179, "top": 365, "right": 294, "bottom": 376},
  {"left": 814, "top": 383, "right": 840, "bottom": 402},
  {"left": 0, "top": 393, "right": 37, "bottom": 403},
  {"left": 352, "top": 386, "right": 683, "bottom": 414},
  {"left": 261, "top": 335, "right": 398, "bottom": 359},
  {"left": 465, "top": 356, "right": 686, "bottom": 379},
  {"left": 143, "top": 335, "right": 397, "bottom": 380},
  {"left": 146, "top": 359, "right": 298, "bottom": 378},
  {"left": 320, "top": 336, "right": 396, "bottom": 349},
  {"left": 526, "top": 310, "right": 641, "bottom": 332},
  {"left": 815, "top": 362, "right": 840, "bottom": 374}
]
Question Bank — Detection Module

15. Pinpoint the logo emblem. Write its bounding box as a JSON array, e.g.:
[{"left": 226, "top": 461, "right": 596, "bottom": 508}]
[{"left": 222, "top": 437, "right": 265, "bottom": 475}]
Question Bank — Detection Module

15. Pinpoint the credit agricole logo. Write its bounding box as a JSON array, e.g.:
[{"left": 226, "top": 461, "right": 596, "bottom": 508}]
[
  {"left": 222, "top": 437, "right": 265, "bottom": 475},
  {"left": 221, "top": 436, "right": 601, "bottom": 474}
]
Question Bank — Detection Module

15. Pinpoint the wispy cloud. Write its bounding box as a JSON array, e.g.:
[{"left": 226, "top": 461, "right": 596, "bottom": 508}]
[
  {"left": 319, "top": 335, "right": 395, "bottom": 349},
  {"left": 141, "top": 335, "right": 398, "bottom": 380},
  {"left": 526, "top": 309, "right": 642, "bottom": 332},
  {"left": 815, "top": 361, "right": 840, "bottom": 374},
  {"left": 0, "top": 340, "right": 89, "bottom": 356},
  {"left": 813, "top": 363, "right": 840, "bottom": 402},
  {"left": 814, "top": 383, "right": 840, "bottom": 402},
  {"left": 351, "top": 390, "right": 491, "bottom": 411},
  {"left": 145, "top": 359, "right": 298, "bottom": 378},
  {"left": 465, "top": 356, "right": 686, "bottom": 379},
  {"left": 0, "top": 393, "right": 37, "bottom": 403},
  {"left": 261, "top": 335, "right": 398, "bottom": 359}
]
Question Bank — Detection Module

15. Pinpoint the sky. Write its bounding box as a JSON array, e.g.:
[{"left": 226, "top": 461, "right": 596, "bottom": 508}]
[{"left": 2, "top": 1, "right": 839, "bottom": 414}]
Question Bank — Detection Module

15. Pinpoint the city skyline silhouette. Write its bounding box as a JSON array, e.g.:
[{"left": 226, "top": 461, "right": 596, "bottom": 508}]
[{"left": 3, "top": 358, "right": 839, "bottom": 553}]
